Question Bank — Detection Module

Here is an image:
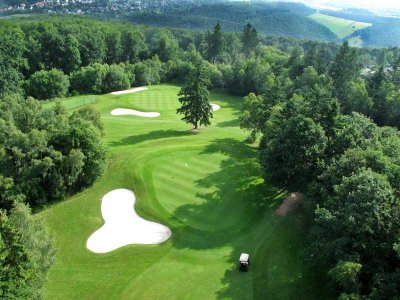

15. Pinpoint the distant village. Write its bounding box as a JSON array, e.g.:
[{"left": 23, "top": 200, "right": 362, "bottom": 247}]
[
  {"left": 0, "top": 0, "right": 222, "bottom": 15},
  {"left": 1, "top": 0, "right": 94, "bottom": 14}
]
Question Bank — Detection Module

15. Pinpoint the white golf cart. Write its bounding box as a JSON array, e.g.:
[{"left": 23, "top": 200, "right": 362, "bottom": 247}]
[{"left": 239, "top": 253, "right": 250, "bottom": 272}]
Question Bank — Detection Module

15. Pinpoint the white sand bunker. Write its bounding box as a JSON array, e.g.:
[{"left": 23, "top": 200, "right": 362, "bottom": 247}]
[
  {"left": 111, "top": 87, "right": 148, "bottom": 95},
  {"left": 211, "top": 103, "right": 221, "bottom": 111},
  {"left": 87, "top": 189, "right": 171, "bottom": 253},
  {"left": 111, "top": 108, "right": 160, "bottom": 118}
]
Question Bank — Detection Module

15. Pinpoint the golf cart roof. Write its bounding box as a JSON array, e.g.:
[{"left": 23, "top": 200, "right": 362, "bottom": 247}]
[{"left": 239, "top": 253, "right": 249, "bottom": 262}]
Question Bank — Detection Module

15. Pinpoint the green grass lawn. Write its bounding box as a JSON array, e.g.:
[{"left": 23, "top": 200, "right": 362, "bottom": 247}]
[
  {"left": 46, "top": 94, "right": 98, "bottom": 110},
  {"left": 309, "top": 13, "right": 371, "bottom": 39},
  {"left": 40, "top": 85, "right": 333, "bottom": 299}
]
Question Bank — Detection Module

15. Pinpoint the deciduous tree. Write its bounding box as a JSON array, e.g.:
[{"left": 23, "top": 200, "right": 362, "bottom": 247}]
[{"left": 25, "top": 69, "right": 69, "bottom": 100}]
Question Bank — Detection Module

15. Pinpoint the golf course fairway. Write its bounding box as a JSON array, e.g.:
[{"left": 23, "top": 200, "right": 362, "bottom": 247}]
[{"left": 40, "top": 85, "right": 332, "bottom": 299}]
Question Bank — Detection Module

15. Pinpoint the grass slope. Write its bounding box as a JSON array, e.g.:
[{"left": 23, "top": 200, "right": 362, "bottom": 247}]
[
  {"left": 40, "top": 85, "right": 333, "bottom": 299},
  {"left": 309, "top": 13, "right": 371, "bottom": 39},
  {"left": 47, "top": 95, "right": 98, "bottom": 110}
]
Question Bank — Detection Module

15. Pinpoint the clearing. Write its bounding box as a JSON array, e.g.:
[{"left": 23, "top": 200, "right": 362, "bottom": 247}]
[
  {"left": 309, "top": 13, "right": 371, "bottom": 39},
  {"left": 40, "top": 85, "right": 333, "bottom": 299}
]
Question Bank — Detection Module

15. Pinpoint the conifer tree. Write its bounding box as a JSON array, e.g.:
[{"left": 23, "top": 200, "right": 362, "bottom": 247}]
[
  {"left": 177, "top": 61, "right": 212, "bottom": 129},
  {"left": 389, "top": 56, "right": 400, "bottom": 87},
  {"left": 242, "top": 23, "right": 258, "bottom": 56},
  {"left": 207, "top": 22, "right": 224, "bottom": 63},
  {"left": 304, "top": 43, "right": 318, "bottom": 67},
  {"left": 287, "top": 47, "right": 305, "bottom": 79},
  {"left": 329, "top": 41, "right": 359, "bottom": 102}
]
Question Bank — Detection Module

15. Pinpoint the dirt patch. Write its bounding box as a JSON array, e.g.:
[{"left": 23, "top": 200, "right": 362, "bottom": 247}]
[{"left": 275, "top": 192, "right": 304, "bottom": 216}]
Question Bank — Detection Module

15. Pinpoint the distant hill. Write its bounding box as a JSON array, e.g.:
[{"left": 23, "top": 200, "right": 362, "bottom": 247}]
[
  {"left": 352, "top": 19, "right": 400, "bottom": 48},
  {"left": 313, "top": 8, "right": 400, "bottom": 47},
  {"left": 127, "top": 2, "right": 337, "bottom": 42}
]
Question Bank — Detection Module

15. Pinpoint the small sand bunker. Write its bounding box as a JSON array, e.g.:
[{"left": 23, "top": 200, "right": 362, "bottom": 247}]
[
  {"left": 111, "top": 108, "right": 160, "bottom": 118},
  {"left": 275, "top": 192, "right": 304, "bottom": 217},
  {"left": 111, "top": 87, "right": 148, "bottom": 95},
  {"left": 87, "top": 189, "right": 171, "bottom": 253},
  {"left": 211, "top": 103, "right": 221, "bottom": 111}
]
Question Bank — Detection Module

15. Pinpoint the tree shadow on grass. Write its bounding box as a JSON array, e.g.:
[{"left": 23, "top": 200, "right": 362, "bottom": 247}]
[
  {"left": 216, "top": 209, "right": 334, "bottom": 300},
  {"left": 216, "top": 119, "right": 240, "bottom": 128},
  {"left": 210, "top": 90, "right": 243, "bottom": 112},
  {"left": 170, "top": 139, "right": 278, "bottom": 248},
  {"left": 166, "top": 138, "right": 279, "bottom": 298},
  {"left": 109, "top": 129, "right": 195, "bottom": 147},
  {"left": 167, "top": 138, "right": 331, "bottom": 299}
]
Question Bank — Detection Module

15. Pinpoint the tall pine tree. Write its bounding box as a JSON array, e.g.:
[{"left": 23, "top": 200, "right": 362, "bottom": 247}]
[
  {"left": 242, "top": 23, "right": 258, "bottom": 56},
  {"left": 287, "top": 47, "right": 305, "bottom": 79},
  {"left": 329, "top": 41, "right": 359, "bottom": 102},
  {"left": 206, "top": 23, "right": 224, "bottom": 63},
  {"left": 177, "top": 61, "right": 212, "bottom": 129},
  {"left": 389, "top": 56, "right": 400, "bottom": 87}
]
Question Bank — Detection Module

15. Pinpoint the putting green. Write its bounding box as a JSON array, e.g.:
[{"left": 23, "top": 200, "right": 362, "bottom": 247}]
[{"left": 40, "top": 84, "right": 333, "bottom": 299}]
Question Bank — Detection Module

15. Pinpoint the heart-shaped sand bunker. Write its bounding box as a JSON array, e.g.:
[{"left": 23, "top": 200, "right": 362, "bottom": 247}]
[{"left": 87, "top": 189, "right": 171, "bottom": 253}]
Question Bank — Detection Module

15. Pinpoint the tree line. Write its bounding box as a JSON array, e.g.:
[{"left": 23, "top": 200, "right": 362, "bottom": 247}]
[{"left": 1, "top": 16, "right": 399, "bottom": 101}]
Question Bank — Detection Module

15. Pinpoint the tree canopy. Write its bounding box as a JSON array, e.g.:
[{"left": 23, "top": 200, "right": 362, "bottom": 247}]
[
  {"left": 0, "top": 202, "right": 55, "bottom": 299},
  {"left": 0, "top": 95, "right": 107, "bottom": 208}
]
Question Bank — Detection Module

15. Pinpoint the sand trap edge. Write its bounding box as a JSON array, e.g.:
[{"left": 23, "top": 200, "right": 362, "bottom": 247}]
[
  {"left": 111, "top": 87, "right": 148, "bottom": 95},
  {"left": 111, "top": 108, "right": 160, "bottom": 118},
  {"left": 211, "top": 103, "right": 221, "bottom": 111}
]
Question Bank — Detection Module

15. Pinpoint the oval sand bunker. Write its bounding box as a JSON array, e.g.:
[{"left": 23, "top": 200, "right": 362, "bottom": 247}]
[
  {"left": 87, "top": 189, "right": 171, "bottom": 253},
  {"left": 111, "top": 108, "right": 160, "bottom": 118},
  {"left": 211, "top": 103, "right": 221, "bottom": 111},
  {"left": 111, "top": 87, "right": 148, "bottom": 95}
]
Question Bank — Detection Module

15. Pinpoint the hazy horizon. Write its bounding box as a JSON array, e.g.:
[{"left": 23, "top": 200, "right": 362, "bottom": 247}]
[
  {"left": 286, "top": 0, "right": 400, "bottom": 14},
  {"left": 245, "top": 0, "right": 400, "bottom": 14}
]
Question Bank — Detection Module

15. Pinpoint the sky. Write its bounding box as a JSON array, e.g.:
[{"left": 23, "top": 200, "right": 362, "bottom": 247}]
[{"left": 296, "top": 0, "right": 400, "bottom": 13}]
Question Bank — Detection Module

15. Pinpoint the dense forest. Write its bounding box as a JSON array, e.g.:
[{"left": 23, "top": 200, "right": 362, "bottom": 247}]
[
  {"left": 2, "top": 14, "right": 400, "bottom": 298},
  {"left": 128, "top": 2, "right": 337, "bottom": 42},
  {"left": 353, "top": 19, "right": 400, "bottom": 48}
]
